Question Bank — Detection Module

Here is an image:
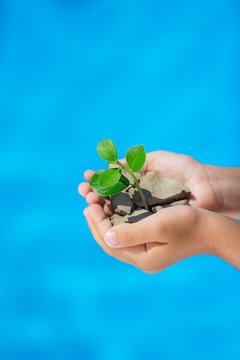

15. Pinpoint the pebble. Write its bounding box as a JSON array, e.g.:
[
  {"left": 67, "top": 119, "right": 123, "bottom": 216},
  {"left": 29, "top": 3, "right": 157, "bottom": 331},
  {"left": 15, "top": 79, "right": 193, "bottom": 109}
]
[{"left": 110, "top": 192, "right": 134, "bottom": 216}]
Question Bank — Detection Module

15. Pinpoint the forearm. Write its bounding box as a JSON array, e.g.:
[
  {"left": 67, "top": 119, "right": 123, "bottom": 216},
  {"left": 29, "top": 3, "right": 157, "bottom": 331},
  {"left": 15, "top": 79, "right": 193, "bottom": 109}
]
[
  {"left": 210, "top": 212, "right": 240, "bottom": 270},
  {"left": 206, "top": 165, "right": 240, "bottom": 218}
]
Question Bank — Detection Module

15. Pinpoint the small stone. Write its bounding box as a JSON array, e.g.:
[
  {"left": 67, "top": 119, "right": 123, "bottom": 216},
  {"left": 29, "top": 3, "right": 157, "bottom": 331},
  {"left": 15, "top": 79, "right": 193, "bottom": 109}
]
[
  {"left": 126, "top": 208, "right": 152, "bottom": 223},
  {"left": 168, "top": 199, "right": 189, "bottom": 206},
  {"left": 151, "top": 205, "right": 164, "bottom": 213},
  {"left": 110, "top": 214, "right": 127, "bottom": 226},
  {"left": 111, "top": 192, "right": 133, "bottom": 216},
  {"left": 126, "top": 186, "right": 136, "bottom": 198},
  {"left": 132, "top": 188, "right": 151, "bottom": 208},
  {"left": 133, "top": 172, "right": 191, "bottom": 207},
  {"left": 152, "top": 200, "right": 189, "bottom": 212}
]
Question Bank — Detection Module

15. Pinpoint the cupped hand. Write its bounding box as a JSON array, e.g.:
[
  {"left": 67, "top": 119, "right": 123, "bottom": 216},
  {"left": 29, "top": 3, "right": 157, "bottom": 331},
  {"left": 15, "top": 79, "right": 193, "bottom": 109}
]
[
  {"left": 82, "top": 203, "right": 218, "bottom": 273},
  {"left": 78, "top": 150, "right": 220, "bottom": 213},
  {"left": 78, "top": 151, "right": 240, "bottom": 272},
  {"left": 78, "top": 151, "right": 217, "bottom": 272}
]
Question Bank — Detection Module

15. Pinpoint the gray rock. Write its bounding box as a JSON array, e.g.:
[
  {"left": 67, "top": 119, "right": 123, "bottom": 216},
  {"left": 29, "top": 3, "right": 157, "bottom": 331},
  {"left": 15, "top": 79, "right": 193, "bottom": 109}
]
[
  {"left": 152, "top": 200, "right": 188, "bottom": 212},
  {"left": 151, "top": 205, "right": 164, "bottom": 213},
  {"left": 110, "top": 208, "right": 152, "bottom": 225},
  {"left": 126, "top": 185, "right": 136, "bottom": 198},
  {"left": 131, "top": 189, "right": 150, "bottom": 208},
  {"left": 126, "top": 208, "right": 152, "bottom": 223},
  {"left": 110, "top": 192, "right": 133, "bottom": 216},
  {"left": 109, "top": 172, "right": 190, "bottom": 224},
  {"left": 110, "top": 214, "right": 127, "bottom": 226},
  {"left": 168, "top": 199, "right": 189, "bottom": 206},
  {"left": 133, "top": 172, "right": 190, "bottom": 207}
]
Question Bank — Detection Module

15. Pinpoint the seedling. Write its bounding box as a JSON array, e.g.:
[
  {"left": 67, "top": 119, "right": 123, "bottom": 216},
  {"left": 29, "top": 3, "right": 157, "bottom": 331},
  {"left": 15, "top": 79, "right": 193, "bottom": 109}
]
[{"left": 90, "top": 139, "right": 149, "bottom": 211}]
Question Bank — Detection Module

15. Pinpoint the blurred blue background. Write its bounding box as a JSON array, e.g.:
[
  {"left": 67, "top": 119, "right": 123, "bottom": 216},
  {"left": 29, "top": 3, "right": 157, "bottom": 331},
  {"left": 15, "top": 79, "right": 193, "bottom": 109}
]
[{"left": 0, "top": 0, "right": 240, "bottom": 359}]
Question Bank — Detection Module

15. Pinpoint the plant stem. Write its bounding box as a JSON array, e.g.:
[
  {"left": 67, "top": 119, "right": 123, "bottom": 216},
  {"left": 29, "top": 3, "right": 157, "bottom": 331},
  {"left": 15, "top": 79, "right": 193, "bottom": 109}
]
[{"left": 116, "top": 161, "right": 149, "bottom": 211}]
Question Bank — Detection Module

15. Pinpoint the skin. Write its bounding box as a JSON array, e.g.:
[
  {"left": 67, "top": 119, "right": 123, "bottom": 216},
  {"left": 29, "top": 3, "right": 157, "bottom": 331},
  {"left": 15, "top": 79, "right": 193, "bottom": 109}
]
[{"left": 78, "top": 151, "right": 240, "bottom": 272}]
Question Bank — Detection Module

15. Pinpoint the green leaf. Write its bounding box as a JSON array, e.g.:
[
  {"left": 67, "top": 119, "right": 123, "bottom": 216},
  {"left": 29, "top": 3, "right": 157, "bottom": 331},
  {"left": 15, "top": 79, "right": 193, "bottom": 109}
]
[
  {"left": 99, "top": 168, "right": 121, "bottom": 187},
  {"left": 103, "top": 174, "right": 129, "bottom": 196},
  {"left": 90, "top": 170, "right": 129, "bottom": 196},
  {"left": 97, "top": 139, "right": 117, "bottom": 162},
  {"left": 89, "top": 169, "right": 105, "bottom": 187},
  {"left": 126, "top": 145, "right": 146, "bottom": 172}
]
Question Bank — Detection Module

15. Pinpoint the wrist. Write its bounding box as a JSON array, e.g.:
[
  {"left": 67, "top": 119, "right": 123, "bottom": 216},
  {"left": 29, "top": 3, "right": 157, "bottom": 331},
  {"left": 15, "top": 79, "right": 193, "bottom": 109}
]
[
  {"left": 208, "top": 212, "right": 240, "bottom": 270},
  {"left": 204, "top": 165, "right": 224, "bottom": 212},
  {"left": 196, "top": 209, "right": 220, "bottom": 256},
  {"left": 205, "top": 165, "right": 240, "bottom": 217}
]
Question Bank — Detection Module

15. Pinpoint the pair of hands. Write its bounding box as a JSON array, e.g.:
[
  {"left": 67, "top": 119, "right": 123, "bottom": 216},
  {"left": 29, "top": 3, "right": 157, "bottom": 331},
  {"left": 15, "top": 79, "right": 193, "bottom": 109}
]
[{"left": 78, "top": 151, "right": 240, "bottom": 272}]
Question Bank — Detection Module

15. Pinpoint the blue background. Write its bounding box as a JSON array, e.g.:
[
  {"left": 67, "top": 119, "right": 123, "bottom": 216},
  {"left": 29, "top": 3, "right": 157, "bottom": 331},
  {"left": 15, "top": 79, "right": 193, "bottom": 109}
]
[{"left": 0, "top": 0, "right": 240, "bottom": 359}]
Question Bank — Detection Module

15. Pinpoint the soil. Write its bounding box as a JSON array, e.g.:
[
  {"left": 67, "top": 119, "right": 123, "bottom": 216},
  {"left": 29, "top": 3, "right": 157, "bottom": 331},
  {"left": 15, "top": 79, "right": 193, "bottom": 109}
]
[{"left": 109, "top": 171, "right": 191, "bottom": 226}]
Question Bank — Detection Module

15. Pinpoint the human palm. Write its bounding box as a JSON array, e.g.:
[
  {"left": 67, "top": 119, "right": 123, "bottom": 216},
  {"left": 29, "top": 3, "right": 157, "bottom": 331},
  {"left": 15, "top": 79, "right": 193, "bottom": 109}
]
[
  {"left": 79, "top": 150, "right": 219, "bottom": 214},
  {"left": 78, "top": 151, "right": 240, "bottom": 272},
  {"left": 141, "top": 151, "right": 218, "bottom": 211}
]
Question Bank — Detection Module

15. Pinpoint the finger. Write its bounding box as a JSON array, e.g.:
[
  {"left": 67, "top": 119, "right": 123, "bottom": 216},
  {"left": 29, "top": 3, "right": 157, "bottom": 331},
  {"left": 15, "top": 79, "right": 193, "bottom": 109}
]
[
  {"left": 85, "top": 204, "right": 115, "bottom": 240},
  {"left": 145, "top": 151, "right": 195, "bottom": 182},
  {"left": 85, "top": 204, "right": 164, "bottom": 269},
  {"left": 83, "top": 207, "right": 113, "bottom": 257},
  {"left": 86, "top": 192, "right": 114, "bottom": 215},
  {"left": 103, "top": 202, "right": 114, "bottom": 217},
  {"left": 104, "top": 209, "right": 172, "bottom": 248},
  {"left": 78, "top": 182, "right": 92, "bottom": 197},
  {"left": 85, "top": 193, "right": 114, "bottom": 216},
  {"left": 86, "top": 191, "right": 106, "bottom": 206},
  {"left": 86, "top": 204, "right": 142, "bottom": 265},
  {"left": 84, "top": 206, "right": 132, "bottom": 265},
  {"left": 82, "top": 170, "right": 113, "bottom": 208},
  {"left": 84, "top": 170, "right": 95, "bottom": 182}
]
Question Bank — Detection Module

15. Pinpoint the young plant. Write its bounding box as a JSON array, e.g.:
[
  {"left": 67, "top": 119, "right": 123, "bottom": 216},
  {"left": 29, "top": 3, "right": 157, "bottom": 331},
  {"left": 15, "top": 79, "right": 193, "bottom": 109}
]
[{"left": 90, "top": 139, "right": 149, "bottom": 211}]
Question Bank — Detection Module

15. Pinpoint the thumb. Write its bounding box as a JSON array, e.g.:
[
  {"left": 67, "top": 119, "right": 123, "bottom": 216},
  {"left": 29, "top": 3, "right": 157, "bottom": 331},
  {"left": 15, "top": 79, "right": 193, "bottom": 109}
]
[{"left": 104, "top": 213, "right": 166, "bottom": 248}]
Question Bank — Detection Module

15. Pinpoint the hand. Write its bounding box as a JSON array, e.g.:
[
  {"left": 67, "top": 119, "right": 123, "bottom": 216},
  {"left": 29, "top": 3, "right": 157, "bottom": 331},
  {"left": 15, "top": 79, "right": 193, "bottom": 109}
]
[
  {"left": 79, "top": 150, "right": 221, "bottom": 214},
  {"left": 78, "top": 151, "right": 240, "bottom": 272},
  {"left": 82, "top": 203, "right": 240, "bottom": 272}
]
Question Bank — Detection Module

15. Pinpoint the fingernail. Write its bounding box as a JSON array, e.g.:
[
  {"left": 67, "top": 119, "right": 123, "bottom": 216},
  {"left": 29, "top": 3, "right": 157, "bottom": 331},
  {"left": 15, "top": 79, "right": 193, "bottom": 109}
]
[{"left": 104, "top": 231, "right": 118, "bottom": 247}]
